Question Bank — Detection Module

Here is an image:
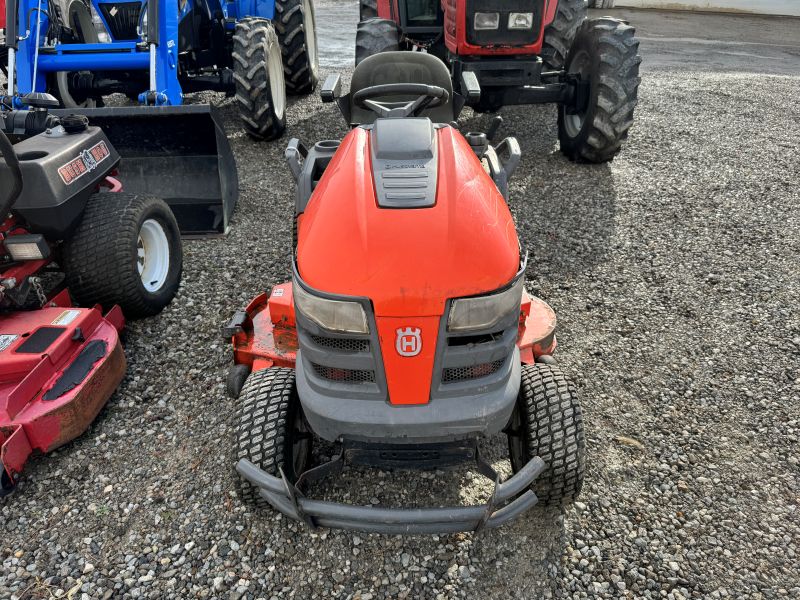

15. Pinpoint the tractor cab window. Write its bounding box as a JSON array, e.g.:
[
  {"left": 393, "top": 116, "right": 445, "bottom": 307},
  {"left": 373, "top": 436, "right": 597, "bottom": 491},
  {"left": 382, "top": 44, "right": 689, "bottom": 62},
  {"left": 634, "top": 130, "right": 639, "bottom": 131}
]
[{"left": 403, "top": 0, "right": 442, "bottom": 27}]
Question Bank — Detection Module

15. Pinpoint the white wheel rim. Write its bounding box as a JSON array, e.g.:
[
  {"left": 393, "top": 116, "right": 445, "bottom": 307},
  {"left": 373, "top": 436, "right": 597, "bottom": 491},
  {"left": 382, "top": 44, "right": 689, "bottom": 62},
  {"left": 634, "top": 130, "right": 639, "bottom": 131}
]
[
  {"left": 304, "top": 0, "right": 319, "bottom": 81},
  {"left": 137, "top": 219, "right": 170, "bottom": 293},
  {"left": 564, "top": 50, "right": 591, "bottom": 138},
  {"left": 56, "top": 71, "right": 98, "bottom": 109},
  {"left": 268, "top": 37, "right": 287, "bottom": 119}
]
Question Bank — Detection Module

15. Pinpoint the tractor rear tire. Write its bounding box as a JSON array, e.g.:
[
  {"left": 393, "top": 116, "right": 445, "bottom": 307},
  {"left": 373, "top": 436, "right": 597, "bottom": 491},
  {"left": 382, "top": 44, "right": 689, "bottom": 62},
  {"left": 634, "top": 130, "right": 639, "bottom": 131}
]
[
  {"left": 558, "top": 17, "right": 641, "bottom": 163},
  {"left": 355, "top": 18, "right": 400, "bottom": 66},
  {"left": 359, "top": 0, "right": 378, "bottom": 21},
  {"left": 274, "top": 0, "right": 319, "bottom": 95},
  {"left": 542, "top": 0, "right": 587, "bottom": 70},
  {"left": 233, "top": 18, "right": 288, "bottom": 141},
  {"left": 234, "top": 368, "right": 313, "bottom": 507},
  {"left": 508, "top": 363, "right": 585, "bottom": 506},
  {"left": 62, "top": 193, "right": 182, "bottom": 318}
]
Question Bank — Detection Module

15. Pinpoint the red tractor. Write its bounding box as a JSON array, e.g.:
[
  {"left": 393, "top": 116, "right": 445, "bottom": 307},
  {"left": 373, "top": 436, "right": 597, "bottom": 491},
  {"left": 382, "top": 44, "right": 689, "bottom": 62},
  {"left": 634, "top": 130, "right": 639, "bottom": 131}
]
[{"left": 356, "top": 0, "right": 641, "bottom": 163}]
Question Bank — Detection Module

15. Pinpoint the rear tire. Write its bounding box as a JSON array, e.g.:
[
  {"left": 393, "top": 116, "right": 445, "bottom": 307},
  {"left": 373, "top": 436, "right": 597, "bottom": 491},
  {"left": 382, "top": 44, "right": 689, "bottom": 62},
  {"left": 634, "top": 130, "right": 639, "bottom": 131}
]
[
  {"left": 233, "top": 18, "right": 288, "bottom": 141},
  {"left": 558, "top": 17, "right": 641, "bottom": 163},
  {"left": 542, "top": 0, "right": 587, "bottom": 70},
  {"left": 227, "top": 364, "right": 251, "bottom": 399},
  {"left": 508, "top": 363, "right": 585, "bottom": 506},
  {"left": 355, "top": 18, "right": 400, "bottom": 66},
  {"left": 274, "top": 0, "right": 319, "bottom": 95},
  {"left": 359, "top": 0, "right": 377, "bottom": 21},
  {"left": 234, "top": 368, "right": 313, "bottom": 507},
  {"left": 62, "top": 193, "right": 182, "bottom": 318}
]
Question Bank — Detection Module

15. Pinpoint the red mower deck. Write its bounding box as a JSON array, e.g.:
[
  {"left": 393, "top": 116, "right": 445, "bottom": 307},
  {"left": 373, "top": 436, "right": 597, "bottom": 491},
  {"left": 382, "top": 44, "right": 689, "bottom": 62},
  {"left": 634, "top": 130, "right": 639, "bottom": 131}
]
[{"left": 0, "top": 297, "right": 125, "bottom": 495}]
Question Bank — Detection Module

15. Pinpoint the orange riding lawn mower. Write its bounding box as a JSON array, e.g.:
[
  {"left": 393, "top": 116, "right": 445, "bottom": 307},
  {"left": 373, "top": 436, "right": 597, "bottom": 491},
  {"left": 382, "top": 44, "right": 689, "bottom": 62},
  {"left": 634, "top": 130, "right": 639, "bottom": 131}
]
[
  {"left": 356, "top": 0, "right": 641, "bottom": 163},
  {"left": 225, "top": 52, "right": 587, "bottom": 534}
]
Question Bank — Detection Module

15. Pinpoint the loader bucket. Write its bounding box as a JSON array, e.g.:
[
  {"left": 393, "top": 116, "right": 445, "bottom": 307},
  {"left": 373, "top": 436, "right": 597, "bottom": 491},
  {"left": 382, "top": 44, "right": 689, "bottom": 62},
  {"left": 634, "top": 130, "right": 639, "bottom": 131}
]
[{"left": 52, "top": 104, "right": 238, "bottom": 236}]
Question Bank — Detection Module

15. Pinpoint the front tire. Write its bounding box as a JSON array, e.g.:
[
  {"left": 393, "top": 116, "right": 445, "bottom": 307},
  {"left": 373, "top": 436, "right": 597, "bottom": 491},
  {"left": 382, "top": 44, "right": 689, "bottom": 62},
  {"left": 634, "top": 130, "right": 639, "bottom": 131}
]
[
  {"left": 233, "top": 18, "right": 288, "bottom": 141},
  {"left": 508, "top": 363, "right": 586, "bottom": 506},
  {"left": 274, "top": 0, "right": 319, "bottom": 95},
  {"left": 62, "top": 193, "right": 182, "bottom": 318},
  {"left": 234, "top": 368, "right": 313, "bottom": 507},
  {"left": 355, "top": 18, "right": 400, "bottom": 66},
  {"left": 542, "top": 0, "right": 587, "bottom": 70},
  {"left": 558, "top": 17, "right": 641, "bottom": 163}
]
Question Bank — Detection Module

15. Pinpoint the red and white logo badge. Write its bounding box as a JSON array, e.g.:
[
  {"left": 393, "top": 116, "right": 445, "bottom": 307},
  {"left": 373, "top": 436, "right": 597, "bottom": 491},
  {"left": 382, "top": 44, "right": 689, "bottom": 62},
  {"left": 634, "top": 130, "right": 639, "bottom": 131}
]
[{"left": 395, "top": 327, "right": 422, "bottom": 357}]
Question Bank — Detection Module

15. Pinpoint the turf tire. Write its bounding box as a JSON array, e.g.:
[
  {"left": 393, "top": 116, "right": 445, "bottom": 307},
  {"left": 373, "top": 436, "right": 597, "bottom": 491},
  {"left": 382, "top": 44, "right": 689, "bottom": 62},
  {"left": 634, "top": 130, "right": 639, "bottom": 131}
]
[
  {"left": 227, "top": 364, "right": 251, "bottom": 399},
  {"left": 509, "top": 363, "right": 586, "bottom": 506},
  {"left": 233, "top": 18, "right": 287, "bottom": 141},
  {"left": 235, "top": 368, "right": 312, "bottom": 507},
  {"left": 62, "top": 193, "right": 182, "bottom": 318},
  {"left": 355, "top": 18, "right": 400, "bottom": 66},
  {"left": 274, "top": 0, "right": 319, "bottom": 95},
  {"left": 542, "top": 0, "right": 588, "bottom": 70},
  {"left": 558, "top": 17, "right": 641, "bottom": 163}
]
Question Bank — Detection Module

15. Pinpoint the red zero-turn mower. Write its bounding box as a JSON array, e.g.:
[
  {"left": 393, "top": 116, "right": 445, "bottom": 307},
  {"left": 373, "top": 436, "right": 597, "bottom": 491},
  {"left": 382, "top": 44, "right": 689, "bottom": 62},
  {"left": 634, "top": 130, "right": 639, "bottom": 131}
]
[
  {"left": 225, "top": 53, "right": 585, "bottom": 534},
  {"left": 0, "top": 95, "right": 182, "bottom": 495}
]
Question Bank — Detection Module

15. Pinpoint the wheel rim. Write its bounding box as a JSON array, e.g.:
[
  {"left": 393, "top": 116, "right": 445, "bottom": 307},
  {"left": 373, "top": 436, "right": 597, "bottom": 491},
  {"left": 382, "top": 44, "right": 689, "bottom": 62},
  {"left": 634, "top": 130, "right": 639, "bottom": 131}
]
[
  {"left": 563, "top": 49, "right": 591, "bottom": 138},
  {"left": 268, "top": 37, "right": 287, "bottom": 119},
  {"left": 137, "top": 219, "right": 170, "bottom": 293},
  {"left": 56, "top": 71, "right": 98, "bottom": 108},
  {"left": 304, "top": 0, "right": 319, "bottom": 82}
]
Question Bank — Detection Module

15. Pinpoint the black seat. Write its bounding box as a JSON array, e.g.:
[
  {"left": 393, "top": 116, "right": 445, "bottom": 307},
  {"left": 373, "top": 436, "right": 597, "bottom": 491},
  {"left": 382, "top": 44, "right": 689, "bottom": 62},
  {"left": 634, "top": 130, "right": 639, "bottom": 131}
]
[{"left": 349, "top": 52, "right": 455, "bottom": 125}]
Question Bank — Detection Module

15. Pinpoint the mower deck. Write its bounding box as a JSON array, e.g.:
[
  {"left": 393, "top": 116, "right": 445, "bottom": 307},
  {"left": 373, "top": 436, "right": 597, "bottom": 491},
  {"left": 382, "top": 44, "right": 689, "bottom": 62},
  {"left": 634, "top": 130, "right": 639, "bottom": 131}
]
[{"left": 0, "top": 294, "right": 125, "bottom": 495}]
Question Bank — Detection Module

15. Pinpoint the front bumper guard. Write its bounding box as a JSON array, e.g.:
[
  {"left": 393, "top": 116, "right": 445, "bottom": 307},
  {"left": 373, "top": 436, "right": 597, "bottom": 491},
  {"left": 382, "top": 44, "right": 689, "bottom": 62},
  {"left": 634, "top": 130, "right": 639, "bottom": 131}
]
[{"left": 236, "top": 449, "right": 546, "bottom": 534}]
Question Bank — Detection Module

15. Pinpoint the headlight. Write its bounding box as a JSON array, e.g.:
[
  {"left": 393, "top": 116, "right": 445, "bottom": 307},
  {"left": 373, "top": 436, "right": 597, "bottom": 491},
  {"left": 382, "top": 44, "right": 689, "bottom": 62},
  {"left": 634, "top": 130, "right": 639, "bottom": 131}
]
[
  {"left": 293, "top": 278, "right": 369, "bottom": 334},
  {"left": 474, "top": 12, "right": 500, "bottom": 30},
  {"left": 447, "top": 276, "right": 524, "bottom": 333},
  {"left": 508, "top": 12, "right": 534, "bottom": 30}
]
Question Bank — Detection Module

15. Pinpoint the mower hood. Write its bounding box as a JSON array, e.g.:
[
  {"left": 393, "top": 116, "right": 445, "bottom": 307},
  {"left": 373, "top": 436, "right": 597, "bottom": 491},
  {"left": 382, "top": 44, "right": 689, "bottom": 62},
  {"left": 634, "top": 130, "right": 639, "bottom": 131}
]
[{"left": 295, "top": 120, "right": 520, "bottom": 317}]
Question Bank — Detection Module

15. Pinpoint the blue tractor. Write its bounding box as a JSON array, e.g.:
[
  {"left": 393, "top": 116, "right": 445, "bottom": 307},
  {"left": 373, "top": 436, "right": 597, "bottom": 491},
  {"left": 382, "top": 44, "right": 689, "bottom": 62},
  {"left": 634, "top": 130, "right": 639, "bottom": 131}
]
[{"left": 3, "top": 0, "right": 318, "bottom": 139}]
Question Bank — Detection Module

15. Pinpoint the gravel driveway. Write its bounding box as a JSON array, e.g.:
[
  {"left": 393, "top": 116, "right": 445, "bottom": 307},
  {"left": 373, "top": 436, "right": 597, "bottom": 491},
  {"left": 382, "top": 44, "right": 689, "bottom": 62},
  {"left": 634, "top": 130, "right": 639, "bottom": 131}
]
[{"left": 2, "top": 5, "right": 799, "bottom": 599}]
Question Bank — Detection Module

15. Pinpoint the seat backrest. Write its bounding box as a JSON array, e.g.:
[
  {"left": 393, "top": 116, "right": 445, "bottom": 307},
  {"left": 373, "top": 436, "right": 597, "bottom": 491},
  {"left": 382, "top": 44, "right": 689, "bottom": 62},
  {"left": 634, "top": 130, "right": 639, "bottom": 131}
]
[{"left": 349, "top": 52, "right": 455, "bottom": 125}]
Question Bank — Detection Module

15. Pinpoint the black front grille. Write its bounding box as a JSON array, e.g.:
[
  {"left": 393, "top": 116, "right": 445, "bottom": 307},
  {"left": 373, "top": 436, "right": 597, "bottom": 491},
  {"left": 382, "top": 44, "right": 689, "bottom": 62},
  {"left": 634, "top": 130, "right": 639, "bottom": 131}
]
[
  {"left": 98, "top": 2, "right": 142, "bottom": 41},
  {"left": 310, "top": 335, "right": 370, "bottom": 353},
  {"left": 312, "top": 363, "right": 376, "bottom": 384},
  {"left": 442, "top": 359, "right": 505, "bottom": 384},
  {"left": 465, "top": 0, "right": 541, "bottom": 47}
]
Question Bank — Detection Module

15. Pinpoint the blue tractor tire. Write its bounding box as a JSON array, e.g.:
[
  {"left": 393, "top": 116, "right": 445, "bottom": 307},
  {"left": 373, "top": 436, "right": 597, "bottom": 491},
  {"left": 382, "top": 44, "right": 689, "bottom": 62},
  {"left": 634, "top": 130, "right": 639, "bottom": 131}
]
[
  {"left": 273, "top": 0, "right": 318, "bottom": 95},
  {"left": 233, "top": 18, "right": 287, "bottom": 140}
]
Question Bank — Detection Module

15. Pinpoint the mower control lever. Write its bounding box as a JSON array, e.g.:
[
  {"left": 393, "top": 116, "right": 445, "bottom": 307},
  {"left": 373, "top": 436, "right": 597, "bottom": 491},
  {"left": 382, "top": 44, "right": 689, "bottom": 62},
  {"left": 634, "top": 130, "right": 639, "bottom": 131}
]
[
  {"left": 285, "top": 138, "right": 309, "bottom": 182},
  {"left": 320, "top": 74, "right": 341, "bottom": 103}
]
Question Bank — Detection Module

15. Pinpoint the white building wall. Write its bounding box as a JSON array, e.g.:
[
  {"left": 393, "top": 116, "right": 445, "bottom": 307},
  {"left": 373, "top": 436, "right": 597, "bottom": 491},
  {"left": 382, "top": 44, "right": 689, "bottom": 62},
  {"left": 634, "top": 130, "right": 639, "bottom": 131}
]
[{"left": 605, "top": 0, "right": 800, "bottom": 16}]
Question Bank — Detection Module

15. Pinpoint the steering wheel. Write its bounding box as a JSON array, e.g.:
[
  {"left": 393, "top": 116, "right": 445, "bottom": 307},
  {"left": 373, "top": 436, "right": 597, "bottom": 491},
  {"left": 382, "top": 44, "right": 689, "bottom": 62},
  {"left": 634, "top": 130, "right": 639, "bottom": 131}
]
[{"left": 353, "top": 83, "right": 450, "bottom": 119}]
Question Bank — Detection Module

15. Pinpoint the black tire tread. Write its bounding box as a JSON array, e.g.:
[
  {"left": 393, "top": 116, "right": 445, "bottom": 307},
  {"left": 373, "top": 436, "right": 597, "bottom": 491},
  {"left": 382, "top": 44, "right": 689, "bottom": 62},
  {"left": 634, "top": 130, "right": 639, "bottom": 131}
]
[
  {"left": 62, "top": 193, "right": 182, "bottom": 318},
  {"left": 559, "top": 17, "right": 641, "bottom": 163},
  {"left": 542, "top": 0, "right": 587, "bottom": 70},
  {"left": 235, "top": 368, "right": 297, "bottom": 507},
  {"left": 515, "top": 363, "right": 586, "bottom": 505},
  {"left": 274, "top": 0, "right": 318, "bottom": 95},
  {"left": 233, "top": 18, "right": 287, "bottom": 141},
  {"left": 355, "top": 18, "right": 401, "bottom": 66}
]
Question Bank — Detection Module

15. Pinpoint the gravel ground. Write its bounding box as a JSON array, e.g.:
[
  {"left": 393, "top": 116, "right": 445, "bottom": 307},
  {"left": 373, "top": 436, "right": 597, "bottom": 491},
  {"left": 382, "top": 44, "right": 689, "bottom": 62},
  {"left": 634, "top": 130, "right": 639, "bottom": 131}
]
[{"left": 2, "top": 6, "right": 800, "bottom": 599}]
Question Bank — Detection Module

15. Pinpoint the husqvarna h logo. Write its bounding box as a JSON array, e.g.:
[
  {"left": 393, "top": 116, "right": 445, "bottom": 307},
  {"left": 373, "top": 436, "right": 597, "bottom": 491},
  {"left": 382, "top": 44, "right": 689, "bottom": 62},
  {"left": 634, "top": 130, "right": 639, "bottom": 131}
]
[{"left": 396, "top": 327, "right": 422, "bottom": 357}]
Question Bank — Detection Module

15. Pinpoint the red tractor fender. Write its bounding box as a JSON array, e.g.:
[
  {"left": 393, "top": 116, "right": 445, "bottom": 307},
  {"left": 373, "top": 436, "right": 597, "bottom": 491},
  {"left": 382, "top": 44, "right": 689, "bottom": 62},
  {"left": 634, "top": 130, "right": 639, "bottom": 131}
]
[{"left": 0, "top": 0, "right": 6, "bottom": 30}]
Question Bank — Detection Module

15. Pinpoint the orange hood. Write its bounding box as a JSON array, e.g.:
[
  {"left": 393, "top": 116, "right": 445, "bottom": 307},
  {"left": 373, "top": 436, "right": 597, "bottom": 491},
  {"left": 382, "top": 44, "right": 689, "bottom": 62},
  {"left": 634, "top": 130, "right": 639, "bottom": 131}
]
[{"left": 296, "top": 124, "right": 520, "bottom": 318}]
